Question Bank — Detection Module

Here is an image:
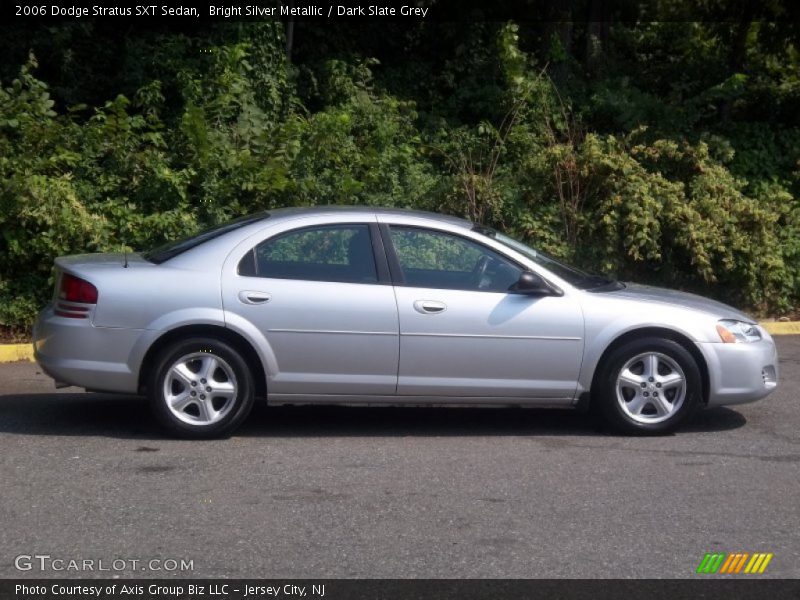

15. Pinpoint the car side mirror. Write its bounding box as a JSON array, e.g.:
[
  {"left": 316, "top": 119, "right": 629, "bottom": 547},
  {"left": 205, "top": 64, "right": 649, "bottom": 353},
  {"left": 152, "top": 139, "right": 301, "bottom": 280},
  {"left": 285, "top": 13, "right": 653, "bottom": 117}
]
[{"left": 510, "top": 271, "right": 562, "bottom": 296}]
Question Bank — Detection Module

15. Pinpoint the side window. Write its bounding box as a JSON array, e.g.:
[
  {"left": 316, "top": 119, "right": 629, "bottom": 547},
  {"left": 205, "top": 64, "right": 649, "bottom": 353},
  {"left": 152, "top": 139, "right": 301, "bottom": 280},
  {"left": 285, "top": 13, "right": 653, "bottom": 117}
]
[
  {"left": 389, "top": 226, "right": 522, "bottom": 292},
  {"left": 240, "top": 224, "right": 378, "bottom": 284}
]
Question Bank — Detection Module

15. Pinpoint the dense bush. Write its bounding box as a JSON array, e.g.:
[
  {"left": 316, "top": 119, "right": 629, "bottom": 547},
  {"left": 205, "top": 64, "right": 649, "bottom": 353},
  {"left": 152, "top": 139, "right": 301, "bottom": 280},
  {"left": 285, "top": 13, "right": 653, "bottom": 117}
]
[{"left": 0, "top": 18, "right": 798, "bottom": 330}]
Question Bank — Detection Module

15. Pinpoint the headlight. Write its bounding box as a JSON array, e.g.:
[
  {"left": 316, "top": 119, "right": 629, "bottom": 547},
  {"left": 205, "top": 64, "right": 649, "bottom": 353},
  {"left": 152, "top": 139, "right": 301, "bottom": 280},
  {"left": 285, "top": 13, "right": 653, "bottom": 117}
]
[{"left": 716, "top": 319, "right": 762, "bottom": 343}]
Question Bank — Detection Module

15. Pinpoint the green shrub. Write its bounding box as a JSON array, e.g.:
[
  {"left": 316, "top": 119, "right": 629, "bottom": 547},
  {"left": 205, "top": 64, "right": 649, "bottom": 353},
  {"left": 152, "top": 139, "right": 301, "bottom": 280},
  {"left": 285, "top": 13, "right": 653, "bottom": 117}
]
[{"left": 1, "top": 19, "right": 798, "bottom": 331}]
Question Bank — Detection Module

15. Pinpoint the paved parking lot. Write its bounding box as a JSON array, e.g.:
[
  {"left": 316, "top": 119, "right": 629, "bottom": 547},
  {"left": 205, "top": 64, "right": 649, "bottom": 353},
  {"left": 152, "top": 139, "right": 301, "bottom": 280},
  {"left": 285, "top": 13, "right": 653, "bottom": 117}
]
[{"left": 0, "top": 337, "right": 797, "bottom": 579}]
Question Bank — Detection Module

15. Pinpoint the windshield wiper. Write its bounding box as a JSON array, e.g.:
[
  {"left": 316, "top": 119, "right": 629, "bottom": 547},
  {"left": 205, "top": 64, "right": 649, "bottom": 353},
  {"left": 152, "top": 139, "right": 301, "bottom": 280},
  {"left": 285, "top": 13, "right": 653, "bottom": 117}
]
[
  {"left": 581, "top": 275, "right": 624, "bottom": 291},
  {"left": 585, "top": 275, "right": 612, "bottom": 285}
]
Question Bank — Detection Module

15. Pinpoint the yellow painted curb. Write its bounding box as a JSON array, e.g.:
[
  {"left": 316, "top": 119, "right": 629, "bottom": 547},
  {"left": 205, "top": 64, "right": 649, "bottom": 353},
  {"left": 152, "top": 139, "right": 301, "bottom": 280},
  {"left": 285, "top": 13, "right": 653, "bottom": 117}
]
[
  {"left": 0, "top": 343, "right": 34, "bottom": 362},
  {"left": 0, "top": 321, "right": 797, "bottom": 363},
  {"left": 761, "top": 321, "right": 800, "bottom": 335}
]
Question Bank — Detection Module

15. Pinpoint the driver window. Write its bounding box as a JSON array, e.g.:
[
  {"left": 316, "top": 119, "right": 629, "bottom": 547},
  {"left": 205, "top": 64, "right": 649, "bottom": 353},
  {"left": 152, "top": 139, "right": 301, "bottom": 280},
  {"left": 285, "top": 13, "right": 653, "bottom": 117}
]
[{"left": 389, "top": 226, "right": 522, "bottom": 292}]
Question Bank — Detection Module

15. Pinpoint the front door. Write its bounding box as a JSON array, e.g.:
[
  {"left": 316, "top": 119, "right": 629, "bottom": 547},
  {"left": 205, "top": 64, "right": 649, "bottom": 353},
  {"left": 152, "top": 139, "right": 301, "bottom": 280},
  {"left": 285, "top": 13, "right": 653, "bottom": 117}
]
[{"left": 384, "top": 225, "right": 584, "bottom": 399}]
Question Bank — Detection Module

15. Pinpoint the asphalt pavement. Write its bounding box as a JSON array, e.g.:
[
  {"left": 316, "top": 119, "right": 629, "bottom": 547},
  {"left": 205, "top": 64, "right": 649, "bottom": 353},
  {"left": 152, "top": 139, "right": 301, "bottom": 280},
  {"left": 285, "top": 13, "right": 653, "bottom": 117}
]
[{"left": 0, "top": 337, "right": 797, "bottom": 579}]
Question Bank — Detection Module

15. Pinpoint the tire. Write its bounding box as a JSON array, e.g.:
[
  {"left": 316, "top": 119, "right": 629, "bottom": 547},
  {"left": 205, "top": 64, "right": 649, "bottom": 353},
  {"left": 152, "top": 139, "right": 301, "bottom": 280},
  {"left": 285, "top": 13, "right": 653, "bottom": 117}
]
[
  {"left": 595, "top": 337, "right": 701, "bottom": 435},
  {"left": 148, "top": 337, "right": 255, "bottom": 439}
]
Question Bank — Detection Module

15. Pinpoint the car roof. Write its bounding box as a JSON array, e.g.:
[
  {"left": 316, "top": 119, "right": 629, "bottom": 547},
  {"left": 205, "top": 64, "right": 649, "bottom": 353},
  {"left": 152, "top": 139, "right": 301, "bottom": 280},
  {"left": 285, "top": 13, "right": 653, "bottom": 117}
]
[
  {"left": 265, "top": 205, "right": 473, "bottom": 228},
  {"left": 158, "top": 206, "right": 475, "bottom": 269}
]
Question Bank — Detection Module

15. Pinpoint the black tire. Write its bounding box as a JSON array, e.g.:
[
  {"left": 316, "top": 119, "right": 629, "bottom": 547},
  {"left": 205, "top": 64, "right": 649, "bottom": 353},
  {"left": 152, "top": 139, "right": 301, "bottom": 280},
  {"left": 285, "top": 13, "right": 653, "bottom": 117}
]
[
  {"left": 148, "top": 337, "right": 255, "bottom": 439},
  {"left": 595, "top": 337, "right": 701, "bottom": 435}
]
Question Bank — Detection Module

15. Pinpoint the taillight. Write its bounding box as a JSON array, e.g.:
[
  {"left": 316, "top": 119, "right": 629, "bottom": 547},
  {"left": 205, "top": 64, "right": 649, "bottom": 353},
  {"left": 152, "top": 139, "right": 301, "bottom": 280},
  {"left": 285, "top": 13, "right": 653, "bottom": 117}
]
[{"left": 55, "top": 273, "right": 98, "bottom": 318}]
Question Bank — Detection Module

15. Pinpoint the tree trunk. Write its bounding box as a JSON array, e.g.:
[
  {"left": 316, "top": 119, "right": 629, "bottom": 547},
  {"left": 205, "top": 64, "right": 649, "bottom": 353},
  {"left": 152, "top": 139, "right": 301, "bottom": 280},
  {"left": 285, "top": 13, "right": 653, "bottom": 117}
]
[{"left": 585, "top": 0, "right": 610, "bottom": 77}]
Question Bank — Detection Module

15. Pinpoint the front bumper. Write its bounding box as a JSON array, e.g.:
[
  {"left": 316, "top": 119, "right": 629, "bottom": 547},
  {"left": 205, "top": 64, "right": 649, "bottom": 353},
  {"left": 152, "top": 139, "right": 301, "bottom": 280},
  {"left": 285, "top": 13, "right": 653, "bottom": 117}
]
[
  {"left": 33, "top": 305, "right": 145, "bottom": 394},
  {"left": 697, "top": 332, "right": 779, "bottom": 407}
]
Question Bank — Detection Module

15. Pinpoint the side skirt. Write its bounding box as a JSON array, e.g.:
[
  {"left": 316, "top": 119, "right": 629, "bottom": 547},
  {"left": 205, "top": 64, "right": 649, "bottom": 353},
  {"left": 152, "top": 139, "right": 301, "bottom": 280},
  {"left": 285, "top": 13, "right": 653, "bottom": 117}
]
[{"left": 266, "top": 393, "right": 576, "bottom": 409}]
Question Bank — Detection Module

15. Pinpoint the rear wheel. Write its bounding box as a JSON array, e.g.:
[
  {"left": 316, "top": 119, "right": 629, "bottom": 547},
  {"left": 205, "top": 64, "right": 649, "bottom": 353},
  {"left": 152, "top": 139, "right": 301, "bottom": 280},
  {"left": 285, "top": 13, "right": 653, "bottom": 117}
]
[
  {"left": 149, "top": 337, "right": 255, "bottom": 439},
  {"left": 595, "top": 337, "right": 701, "bottom": 435}
]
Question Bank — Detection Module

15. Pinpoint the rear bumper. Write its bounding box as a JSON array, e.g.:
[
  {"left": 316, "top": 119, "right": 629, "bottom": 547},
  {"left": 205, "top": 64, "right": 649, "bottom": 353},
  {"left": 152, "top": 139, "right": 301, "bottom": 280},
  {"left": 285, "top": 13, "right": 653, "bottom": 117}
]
[
  {"left": 33, "top": 305, "right": 145, "bottom": 394},
  {"left": 697, "top": 333, "right": 779, "bottom": 407}
]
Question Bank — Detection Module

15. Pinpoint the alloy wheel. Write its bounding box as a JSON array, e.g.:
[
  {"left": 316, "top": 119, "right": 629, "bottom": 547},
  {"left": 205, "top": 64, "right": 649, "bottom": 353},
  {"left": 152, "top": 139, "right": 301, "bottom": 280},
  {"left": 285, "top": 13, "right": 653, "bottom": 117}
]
[
  {"left": 162, "top": 352, "right": 238, "bottom": 425},
  {"left": 615, "top": 352, "right": 686, "bottom": 424}
]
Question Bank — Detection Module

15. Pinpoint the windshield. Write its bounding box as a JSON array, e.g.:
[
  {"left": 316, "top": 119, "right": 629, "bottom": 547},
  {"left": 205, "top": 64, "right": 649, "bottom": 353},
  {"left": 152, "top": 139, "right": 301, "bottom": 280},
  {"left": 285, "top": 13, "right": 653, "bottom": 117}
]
[
  {"left": 143, "top": 212, "right": 270, "bottom": 264},
  {"left": 473, "top": 226, "right": 619, "bottom": 290}
]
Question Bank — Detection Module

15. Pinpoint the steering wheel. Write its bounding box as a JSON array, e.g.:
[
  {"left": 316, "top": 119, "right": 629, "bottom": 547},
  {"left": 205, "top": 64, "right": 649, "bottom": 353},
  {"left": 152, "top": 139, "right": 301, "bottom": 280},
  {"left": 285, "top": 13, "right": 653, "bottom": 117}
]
[{"left": 471, "top": 255, "right": 491, "bottom": 288}]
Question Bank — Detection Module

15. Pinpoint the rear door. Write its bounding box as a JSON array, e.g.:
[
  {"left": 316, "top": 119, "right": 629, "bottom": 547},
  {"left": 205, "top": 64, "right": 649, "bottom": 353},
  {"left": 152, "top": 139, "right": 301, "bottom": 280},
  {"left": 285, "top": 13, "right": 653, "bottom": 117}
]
[{"left": 222, "top": 218, "right": 400, "bottom": 396}]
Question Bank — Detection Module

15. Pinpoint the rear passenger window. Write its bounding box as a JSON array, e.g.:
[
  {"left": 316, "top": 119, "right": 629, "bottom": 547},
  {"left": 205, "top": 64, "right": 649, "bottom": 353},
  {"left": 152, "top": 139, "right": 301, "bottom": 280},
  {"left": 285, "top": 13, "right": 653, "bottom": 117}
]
[{"left": 239, "top": 224, "right": 378, "bottom": 284}]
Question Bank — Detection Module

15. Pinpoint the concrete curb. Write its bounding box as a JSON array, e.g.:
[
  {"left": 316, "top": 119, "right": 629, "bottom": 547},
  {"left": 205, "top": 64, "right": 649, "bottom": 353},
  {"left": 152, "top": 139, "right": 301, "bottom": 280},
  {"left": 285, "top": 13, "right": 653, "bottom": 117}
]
[
  {"left": 0, "top": 343, "right": 34, "bottom": 363},
  {"left": 0, "top": 321, "right": 797, "bottom": 363},
  {"left": 761, "top": 321, "right": 800, "bottom": 335}
]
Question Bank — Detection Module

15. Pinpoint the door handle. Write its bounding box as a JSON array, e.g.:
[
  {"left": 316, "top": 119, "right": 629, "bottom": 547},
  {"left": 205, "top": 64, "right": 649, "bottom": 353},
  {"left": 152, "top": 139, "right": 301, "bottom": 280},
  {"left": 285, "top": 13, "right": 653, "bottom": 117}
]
[
  {"left": 413, "top": 300, "right": 447, "bottom": 314},
  {"left": 238, "top": 291, "right": 272, "bottom": 305}
]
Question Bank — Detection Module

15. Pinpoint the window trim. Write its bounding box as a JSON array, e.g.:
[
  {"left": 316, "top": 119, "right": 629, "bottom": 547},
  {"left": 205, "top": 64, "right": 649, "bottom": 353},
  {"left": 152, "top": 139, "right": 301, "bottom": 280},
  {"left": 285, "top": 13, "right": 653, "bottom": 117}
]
[
  {"left": 237, "top": 222, "right": 391, "bottom": 285},
  {"left": 378, "top": 223, "right": 406, "bottom": 285},
  {"left": 379, "top": 223, "right": 529, "bottom": 293}
]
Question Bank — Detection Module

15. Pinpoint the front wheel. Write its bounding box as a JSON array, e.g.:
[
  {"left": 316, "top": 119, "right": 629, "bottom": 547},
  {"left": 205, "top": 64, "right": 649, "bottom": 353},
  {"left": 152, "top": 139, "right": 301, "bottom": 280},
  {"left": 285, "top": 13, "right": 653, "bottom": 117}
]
[
  {"left": 148, "top": 337, "right": 255, "bottom": 439},
  {"left": 595, "top": 337, "right": 701, "bottom": 435}
]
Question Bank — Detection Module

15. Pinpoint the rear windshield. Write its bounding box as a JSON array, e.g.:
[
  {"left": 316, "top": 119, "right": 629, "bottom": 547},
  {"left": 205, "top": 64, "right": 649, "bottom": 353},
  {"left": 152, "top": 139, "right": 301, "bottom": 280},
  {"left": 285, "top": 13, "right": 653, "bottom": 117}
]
[{"left": 143, "top": 212, "right": 270, "bottom": 264}]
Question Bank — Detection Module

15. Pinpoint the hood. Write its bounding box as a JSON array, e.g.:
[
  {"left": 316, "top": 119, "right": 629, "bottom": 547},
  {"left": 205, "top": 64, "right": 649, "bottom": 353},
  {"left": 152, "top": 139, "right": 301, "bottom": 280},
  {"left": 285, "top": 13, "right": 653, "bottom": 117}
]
[{"left": 606, "top": 283, "right": 755, "bottom": 323}]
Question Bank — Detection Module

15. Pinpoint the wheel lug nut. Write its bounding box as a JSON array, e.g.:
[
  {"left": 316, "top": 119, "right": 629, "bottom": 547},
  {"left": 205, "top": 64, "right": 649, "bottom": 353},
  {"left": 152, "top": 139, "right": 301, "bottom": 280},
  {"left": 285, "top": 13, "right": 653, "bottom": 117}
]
[
  {"left": 206, "top": 386, "right": 212, "bottom": 392},
  {"left": 648, "top": 377, "right": 654, "bottom": 382},
  {"left": 200, "top": 378, "right": 207, "bottom": 384},
  {"left": 191, "top": 381, "right": 197, "bottom": 386},
  {"left": 656, "top": 382, "right": 662, "bottom": 388},
  {"left": 643, "top": 392, "right": 649, "bottom": 397},
  {"left": 190, "top": 391, "right": 196, "bottom": 397},
  {"left": 653, "top": 392, "right": 659, "bottom": 397},
  {"left": 640, "top": 382, "right": 646, "bottom": 388},
  {"left": 200, "top": 394, "right": 206, "bottom": 400}
]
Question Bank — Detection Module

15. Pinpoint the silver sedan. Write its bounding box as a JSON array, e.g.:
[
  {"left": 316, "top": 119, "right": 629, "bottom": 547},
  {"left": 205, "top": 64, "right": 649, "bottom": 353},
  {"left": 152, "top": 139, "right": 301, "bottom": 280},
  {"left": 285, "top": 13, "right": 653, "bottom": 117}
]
[{"left": 33, "top": 207, "right": 779, "bottom": 438}]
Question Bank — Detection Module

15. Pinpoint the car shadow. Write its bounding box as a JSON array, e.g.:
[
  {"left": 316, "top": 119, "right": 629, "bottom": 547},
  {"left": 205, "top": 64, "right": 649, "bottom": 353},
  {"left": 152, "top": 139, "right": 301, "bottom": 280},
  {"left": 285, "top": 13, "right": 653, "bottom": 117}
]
[
  {"left": 682, "top": 405, "right": 749, "bottom": 433},
  {"left": 0, "top": 391, "right": 747, "bottom": 440}
]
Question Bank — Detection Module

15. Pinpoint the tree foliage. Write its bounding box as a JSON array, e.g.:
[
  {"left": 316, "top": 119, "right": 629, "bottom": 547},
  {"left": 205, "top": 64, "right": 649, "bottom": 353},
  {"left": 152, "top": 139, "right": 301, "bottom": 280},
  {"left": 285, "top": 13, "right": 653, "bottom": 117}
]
[{"left": 0, "top": 15, "right": 798, "bottom": 328}]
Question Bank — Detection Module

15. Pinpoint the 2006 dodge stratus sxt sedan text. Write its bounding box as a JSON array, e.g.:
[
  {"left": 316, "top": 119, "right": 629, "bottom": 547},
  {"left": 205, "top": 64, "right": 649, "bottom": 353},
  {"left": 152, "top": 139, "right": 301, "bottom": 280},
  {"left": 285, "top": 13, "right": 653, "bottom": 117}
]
[{"left": 33, "top": 207, "right": 779, "bottom": 438}]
